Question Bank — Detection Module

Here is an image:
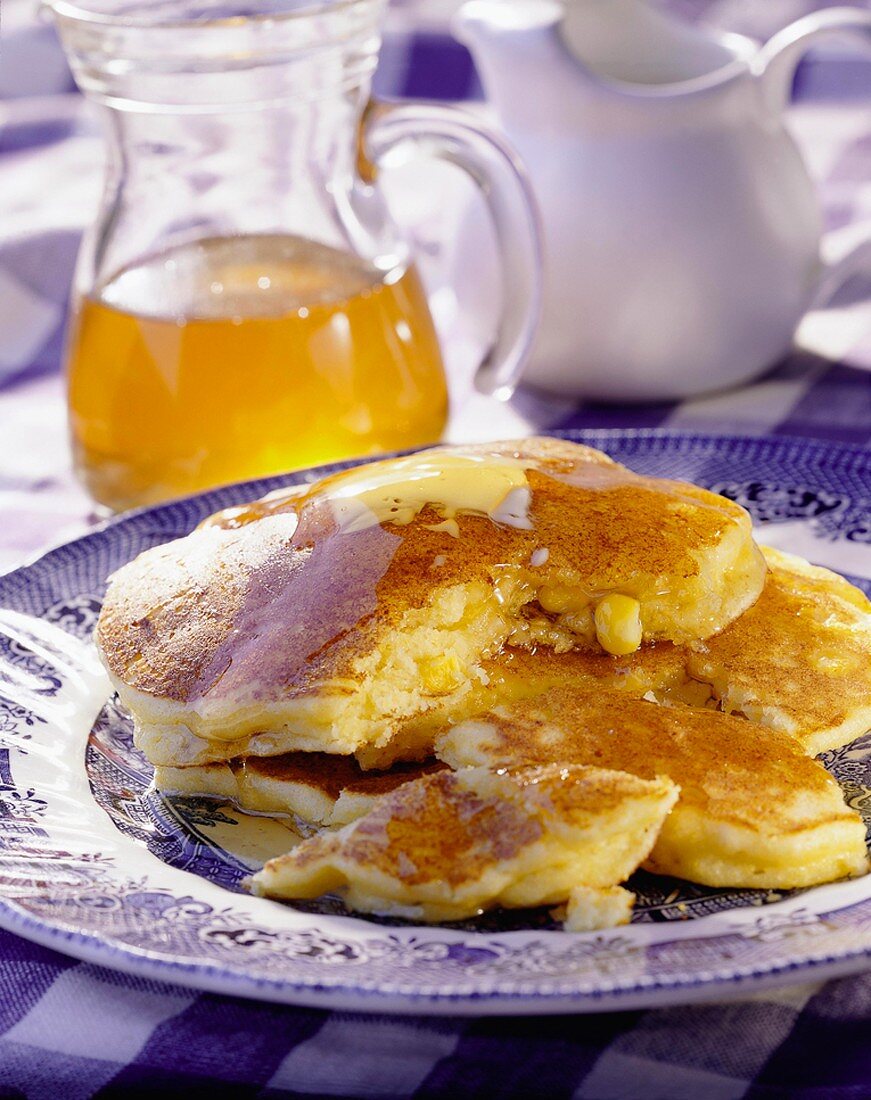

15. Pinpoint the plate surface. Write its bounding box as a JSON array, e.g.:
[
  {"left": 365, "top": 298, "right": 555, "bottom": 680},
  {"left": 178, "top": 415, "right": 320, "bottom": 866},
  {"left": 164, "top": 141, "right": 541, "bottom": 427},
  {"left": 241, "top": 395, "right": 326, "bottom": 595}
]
[{"left": 0, "top": 429, "right": 870, "bottom": 1014}]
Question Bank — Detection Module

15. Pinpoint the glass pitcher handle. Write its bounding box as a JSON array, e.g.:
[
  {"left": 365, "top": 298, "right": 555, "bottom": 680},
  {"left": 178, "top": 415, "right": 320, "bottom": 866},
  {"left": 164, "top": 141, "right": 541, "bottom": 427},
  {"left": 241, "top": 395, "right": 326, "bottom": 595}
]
[{"left": 364, "top": 101, "right": 542, "bottom": 400}]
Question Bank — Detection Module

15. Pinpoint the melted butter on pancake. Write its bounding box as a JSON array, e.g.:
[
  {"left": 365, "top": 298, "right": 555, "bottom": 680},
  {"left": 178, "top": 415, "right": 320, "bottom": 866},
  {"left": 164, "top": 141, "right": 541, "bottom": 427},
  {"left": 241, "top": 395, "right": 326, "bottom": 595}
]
[
  {"left": 315, "top": 452, "right": 534, "bottom": 534},
  {"left": 249, "top": 764, "right": 678, "bottom": 924},
  {"left": 210, "top": 452, "right": 533, "bottom": 535},
  {"left": 435, "top": 688, "right": 868, "bottom": 889},
  {"left": 97, "top": 438, "right": 765, "bottom": 768}
]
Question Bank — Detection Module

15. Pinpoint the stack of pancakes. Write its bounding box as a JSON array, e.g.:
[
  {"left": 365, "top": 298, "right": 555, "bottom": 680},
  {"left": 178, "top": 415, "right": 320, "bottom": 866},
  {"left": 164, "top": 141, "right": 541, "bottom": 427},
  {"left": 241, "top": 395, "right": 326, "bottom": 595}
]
[{"left": 96, "top": 439, "right": 871, "bottom": 927}]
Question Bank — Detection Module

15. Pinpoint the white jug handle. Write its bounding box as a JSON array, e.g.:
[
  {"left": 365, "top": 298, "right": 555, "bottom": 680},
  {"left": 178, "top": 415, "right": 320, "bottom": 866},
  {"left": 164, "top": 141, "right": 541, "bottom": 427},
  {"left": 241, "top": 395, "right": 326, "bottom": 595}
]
[
  {"left": 756, "top": 9, "right": 871, "bottom": 309},
  {"left": 812, "top": 225, "right": 871, "bottom": 310},
  {"left": 755, "top": 8, "right": 871, "bottom": 114},
  {"left": 363, "top": 100, "right": 542, "bottom": 400}
]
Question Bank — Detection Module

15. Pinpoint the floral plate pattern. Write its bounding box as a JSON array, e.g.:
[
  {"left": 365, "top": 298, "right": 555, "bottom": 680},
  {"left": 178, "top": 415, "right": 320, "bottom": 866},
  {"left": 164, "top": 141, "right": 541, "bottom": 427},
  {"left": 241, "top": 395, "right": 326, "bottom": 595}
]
[{"left": 0, "top": 430, "right": 869, "bottom": 1014}]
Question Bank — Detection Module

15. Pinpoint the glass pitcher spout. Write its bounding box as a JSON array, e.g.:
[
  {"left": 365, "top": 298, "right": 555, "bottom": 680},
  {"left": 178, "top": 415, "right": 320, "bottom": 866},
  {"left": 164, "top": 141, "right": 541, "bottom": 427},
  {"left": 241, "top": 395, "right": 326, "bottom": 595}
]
[{"left": 51, "top": 0, "right": 389, "bottom": 112}]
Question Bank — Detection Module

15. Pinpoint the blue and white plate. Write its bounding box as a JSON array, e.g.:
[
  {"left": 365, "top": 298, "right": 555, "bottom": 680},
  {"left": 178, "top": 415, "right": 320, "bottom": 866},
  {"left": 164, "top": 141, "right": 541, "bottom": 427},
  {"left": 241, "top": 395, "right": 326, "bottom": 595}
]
[{"left": 0, "top": 430, "right": 869, "bottom": 1014}]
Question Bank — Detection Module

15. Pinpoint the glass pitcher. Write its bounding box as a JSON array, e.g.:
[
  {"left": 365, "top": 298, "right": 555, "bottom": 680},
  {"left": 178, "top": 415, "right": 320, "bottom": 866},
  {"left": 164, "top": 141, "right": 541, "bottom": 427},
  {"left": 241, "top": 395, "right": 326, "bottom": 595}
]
[{"left": 49, "top": 0, "right": 540, "bottom": 511}]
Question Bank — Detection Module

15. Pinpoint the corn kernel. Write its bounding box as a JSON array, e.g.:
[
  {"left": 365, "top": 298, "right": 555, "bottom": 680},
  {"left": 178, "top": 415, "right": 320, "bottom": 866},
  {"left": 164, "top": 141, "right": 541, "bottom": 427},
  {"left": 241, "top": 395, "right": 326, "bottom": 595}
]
[
  {"left": 419, "top": 653, "right": 464, "bottom": 694},
  {"left": 594, "top": 593, "right": 643, "bottom": 656},
  {"left": 538, "top": 583, "right": 588, "bottom": 615}
]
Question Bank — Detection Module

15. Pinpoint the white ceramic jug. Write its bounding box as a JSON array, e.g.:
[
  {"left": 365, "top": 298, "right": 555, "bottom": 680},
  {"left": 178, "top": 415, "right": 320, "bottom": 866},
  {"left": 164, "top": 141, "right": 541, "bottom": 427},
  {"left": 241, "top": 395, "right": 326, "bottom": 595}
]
[{"left": 455, "top": 0, "right": 871, "bottom": 400}]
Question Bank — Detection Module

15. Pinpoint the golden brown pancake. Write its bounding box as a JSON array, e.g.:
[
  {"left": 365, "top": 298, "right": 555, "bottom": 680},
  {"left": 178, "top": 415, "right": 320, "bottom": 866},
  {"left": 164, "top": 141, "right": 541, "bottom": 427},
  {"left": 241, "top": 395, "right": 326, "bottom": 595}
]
[
  {"left": 447, "top": 545, "right": 871, "bottom": 757},
  {"left": 97, "top": 438, "right": 764, "bottom": 769},
  {"left": 435, "top": 687, "right": 868, "bottom": 889},
  {"left": 155, "top": 753, "right": 446, "bottom": 828},
  {"left": 249, "top": 764, "right": 679, "bottom": 924},
  {"left": 687, "top": 547, "right": 871, "bottom": 755},
  {"left": 362, "top": 638, "right": 705, "bottom": 770}
]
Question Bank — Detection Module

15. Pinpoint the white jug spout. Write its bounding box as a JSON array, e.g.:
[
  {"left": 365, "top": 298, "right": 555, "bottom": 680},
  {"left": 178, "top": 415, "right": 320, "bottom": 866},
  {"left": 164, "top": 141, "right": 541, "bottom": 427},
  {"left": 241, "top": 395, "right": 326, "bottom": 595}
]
[
  {"left": 454, "top": 0, "right": 587, "bottom": 125},
  {"left": 560, "top": 0, "right": 748, "bottom": 86},
  {"left": 456, "top": 0, "right": 755, "bottom": 132}
]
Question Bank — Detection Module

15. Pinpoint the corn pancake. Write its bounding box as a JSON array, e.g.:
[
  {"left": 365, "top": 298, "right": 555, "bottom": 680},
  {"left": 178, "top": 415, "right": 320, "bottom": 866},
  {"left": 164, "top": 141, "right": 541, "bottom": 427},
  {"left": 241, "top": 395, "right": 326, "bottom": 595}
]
[
  {"left": 150, "top": 542, "right": 871, "bottom": 857},
  {"left": 435, "top": 688, "right": 868, "bottom": 889},
  {"left": 152, "top": 641, "right": 682, "bottom": 823},
  {"left": 155, "top": 754, "right": 446, "bottom": 828},
  {"left": 362, "top": 639, "right": 705, "bottom": 770},
  {"left": 97, "top": 438, "right": 764, "bottom": 769},
  {"left": 453, "top": 545, "right": 871, "bottom": 757},
  {"left": 249, "top": 764, "right": 679, "bottom": 924},
  {"left": 150, "top": 639, "right": 693, "bottom": 803},
  {"left": 686, "top": 547, "right": 871, "bottom": 755}
]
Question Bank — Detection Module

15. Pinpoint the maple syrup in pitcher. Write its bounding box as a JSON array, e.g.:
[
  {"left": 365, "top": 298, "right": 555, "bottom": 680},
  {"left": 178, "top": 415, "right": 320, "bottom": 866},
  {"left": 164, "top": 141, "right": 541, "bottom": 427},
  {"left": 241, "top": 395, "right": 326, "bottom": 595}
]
[
  {"left": 67, "top": 235, "right": 447, "bottom": 510},
  {"left": 51, "top": 0, "right": 540, "bottom": 512}
]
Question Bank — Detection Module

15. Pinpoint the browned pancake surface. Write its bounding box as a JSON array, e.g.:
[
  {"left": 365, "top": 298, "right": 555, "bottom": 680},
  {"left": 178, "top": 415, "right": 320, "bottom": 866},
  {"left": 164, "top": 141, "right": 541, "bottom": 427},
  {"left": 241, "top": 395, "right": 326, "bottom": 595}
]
[
  {"left": 98, "top": 438, "right": 760, "bottom": 712},
  {"left": 435, "top": 686, "right": 868, "bottom": 887},
  {"left": 687, "top": 548, "right": 871, "bottom": 753},
  {"left": 250, "top": 763, "right": 679, "bottom": 921}
]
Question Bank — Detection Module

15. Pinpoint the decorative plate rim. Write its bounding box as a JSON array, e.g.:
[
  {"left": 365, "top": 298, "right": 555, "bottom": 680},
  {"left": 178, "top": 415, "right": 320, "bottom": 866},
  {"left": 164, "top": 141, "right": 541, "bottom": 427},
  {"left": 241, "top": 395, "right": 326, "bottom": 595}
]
[
  {"left": 1, "top": 428, "right": 870, "bottom": 1014},
  {"left": 1, "top": 899, "right": 870, "bottom": 1015}
]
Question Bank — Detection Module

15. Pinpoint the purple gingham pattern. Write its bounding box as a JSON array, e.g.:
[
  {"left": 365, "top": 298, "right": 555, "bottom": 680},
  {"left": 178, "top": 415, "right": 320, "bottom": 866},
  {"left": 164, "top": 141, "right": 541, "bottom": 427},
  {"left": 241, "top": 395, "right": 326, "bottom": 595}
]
[
  {"left": 1, "top": 948, "right": 869, "bottom": 1097},
  {"left": 1, "top": 0, "right": 870, "bottom": 1095}
]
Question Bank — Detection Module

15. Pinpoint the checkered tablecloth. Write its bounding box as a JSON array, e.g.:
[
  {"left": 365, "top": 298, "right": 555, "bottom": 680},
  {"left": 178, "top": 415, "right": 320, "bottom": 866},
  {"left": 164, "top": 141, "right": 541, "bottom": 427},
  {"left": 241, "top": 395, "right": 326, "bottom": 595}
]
[{"left": 1, "top": 1, "right": 871, "bottom": 1096}]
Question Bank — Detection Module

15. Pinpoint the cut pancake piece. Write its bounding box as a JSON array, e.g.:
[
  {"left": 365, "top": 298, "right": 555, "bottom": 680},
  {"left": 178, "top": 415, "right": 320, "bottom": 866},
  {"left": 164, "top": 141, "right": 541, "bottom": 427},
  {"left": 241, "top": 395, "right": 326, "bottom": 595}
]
[
  {"left": 461, "top": 546, "right": 871, "bottom": 759},
  {"left": 155, "top": 754, "right": 445, "bottom": 828},
  {"left": 435, "top": 688, "right": 868, "bottom": 889},
  {"left": 96, "top": 437, "right": 765, "bottom": 769},
  {"left": 249, "top": 764, "right": 678, "bottom": 924},
  {"left": 687, "top": 547, "right": 871, "bottom": 755},
  {"left": 564, "top": 885, "right": 636, "bottom": 933},
  {"left": 376, "top": 640, "right": 707, "bottom": 771}
]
